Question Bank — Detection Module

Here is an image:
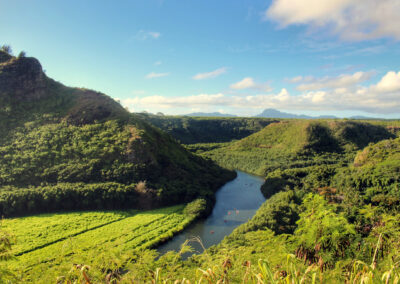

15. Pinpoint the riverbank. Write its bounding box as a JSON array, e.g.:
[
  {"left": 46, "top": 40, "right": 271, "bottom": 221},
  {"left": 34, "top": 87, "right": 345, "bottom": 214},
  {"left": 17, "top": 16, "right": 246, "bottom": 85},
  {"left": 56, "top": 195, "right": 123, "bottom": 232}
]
[{"left": 157, "top": 171, "right": 265, "bottom": 258}]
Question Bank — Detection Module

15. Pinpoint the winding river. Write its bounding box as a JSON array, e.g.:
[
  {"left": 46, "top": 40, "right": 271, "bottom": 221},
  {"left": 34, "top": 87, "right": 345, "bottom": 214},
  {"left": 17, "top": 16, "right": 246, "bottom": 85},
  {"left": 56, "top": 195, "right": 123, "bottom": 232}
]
[{"left": 157, "top": 171, "right": 265, "bottom": 257}]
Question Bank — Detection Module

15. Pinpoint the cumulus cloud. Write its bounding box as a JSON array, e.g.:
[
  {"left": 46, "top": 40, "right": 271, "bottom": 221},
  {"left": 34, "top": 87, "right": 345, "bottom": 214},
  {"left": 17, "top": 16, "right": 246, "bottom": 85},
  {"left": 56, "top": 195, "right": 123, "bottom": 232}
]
[
  {"left": 265, "top": 0, "right": 400, "bottom": 41},
  {"left": 230, "top": 77, "right": 272, "bottom": 92},
  {"left": 145, "top": 72, "right": 169, "bottom": 79},
  {"left": 373, "top": 71, "right": 400, "bottom": 93},
  {"left": 292, "top": 71, "right": 375, "bottom": 91},
  {"left": 121, "top": 93, "right": 227, "bottom": 110},
  {"left": 193, "top": 67, "right": 227, "bottom": 80},
  {"left": 123, "top": 71, "right": 400, "bottom": 114},
  {"left": 134, "top": 30, "right": 161, "bottom": 40}
]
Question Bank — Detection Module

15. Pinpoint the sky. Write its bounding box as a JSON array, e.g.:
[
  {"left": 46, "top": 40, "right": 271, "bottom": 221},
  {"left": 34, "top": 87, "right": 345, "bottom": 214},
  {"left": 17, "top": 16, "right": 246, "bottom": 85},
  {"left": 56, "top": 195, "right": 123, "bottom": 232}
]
[{"left": 1, "top": 0, "right": 400, "bottom": 118}]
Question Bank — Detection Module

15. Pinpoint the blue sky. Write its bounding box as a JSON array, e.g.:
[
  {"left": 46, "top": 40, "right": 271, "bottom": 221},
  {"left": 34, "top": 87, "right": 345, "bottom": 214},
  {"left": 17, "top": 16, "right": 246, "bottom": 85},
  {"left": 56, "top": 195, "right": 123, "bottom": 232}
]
[{"left": 1, "top": 0, "right": 400, "bottom": 117}]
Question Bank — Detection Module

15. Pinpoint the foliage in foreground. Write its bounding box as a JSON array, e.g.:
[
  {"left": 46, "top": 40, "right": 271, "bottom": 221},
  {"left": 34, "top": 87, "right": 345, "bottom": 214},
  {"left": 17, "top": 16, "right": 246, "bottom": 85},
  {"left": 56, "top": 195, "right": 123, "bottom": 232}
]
[{"left": 1, "top": 200, "right": 209, "bottom": 282}]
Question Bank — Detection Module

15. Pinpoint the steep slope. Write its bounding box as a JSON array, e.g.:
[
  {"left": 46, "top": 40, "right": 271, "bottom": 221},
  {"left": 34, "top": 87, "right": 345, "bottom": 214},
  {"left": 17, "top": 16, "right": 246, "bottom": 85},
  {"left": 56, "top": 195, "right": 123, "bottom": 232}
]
[
  {"left": 333, "top": 137, "right": 400, "bottom": 208},
  {"left": 199, "top": 120, "right": 394, "bottom": 176},
  {"left": 0, "top": 50, "right": 235, "bottom": 216},
  {"left": 0, "top": 51, "right": 129, "bottom": 141}
]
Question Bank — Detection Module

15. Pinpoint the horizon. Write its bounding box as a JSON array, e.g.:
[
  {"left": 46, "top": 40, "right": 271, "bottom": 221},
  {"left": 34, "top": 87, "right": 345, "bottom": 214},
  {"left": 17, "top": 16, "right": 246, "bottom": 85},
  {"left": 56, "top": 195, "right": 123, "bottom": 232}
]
[
  {"left": 135, "top": 108, "right": 398, "bottom": 119},
  {"left": 1, "top": 0, "right": 400, "bottom": 118}
]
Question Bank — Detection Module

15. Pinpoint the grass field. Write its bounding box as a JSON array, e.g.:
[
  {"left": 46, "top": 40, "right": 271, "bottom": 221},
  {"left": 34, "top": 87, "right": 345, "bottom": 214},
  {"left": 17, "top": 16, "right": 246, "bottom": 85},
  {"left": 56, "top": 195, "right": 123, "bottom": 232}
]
[{"left": 2, "top": 205, "right": 192, "bottom": 282}]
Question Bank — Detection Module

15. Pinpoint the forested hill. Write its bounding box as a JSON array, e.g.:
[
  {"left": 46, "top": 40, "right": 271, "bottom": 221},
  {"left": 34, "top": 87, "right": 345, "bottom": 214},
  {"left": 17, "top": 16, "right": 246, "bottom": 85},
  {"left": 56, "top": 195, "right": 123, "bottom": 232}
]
[
  {"left": 191, "top": 120, "right": 398, "bottom": 176},
  {"left": 137, "top": 113, "right": 277, "bottom": 144},
  {"left": 0, "top": 50, "right": 235, "bottom": 217}
]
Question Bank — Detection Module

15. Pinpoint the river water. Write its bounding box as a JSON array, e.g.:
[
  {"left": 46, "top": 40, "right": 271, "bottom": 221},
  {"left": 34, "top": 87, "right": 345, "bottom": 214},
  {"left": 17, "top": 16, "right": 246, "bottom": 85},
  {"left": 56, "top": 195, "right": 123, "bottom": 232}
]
[{"left": 157, "top": 170, "right": 265, "bottom": 257}]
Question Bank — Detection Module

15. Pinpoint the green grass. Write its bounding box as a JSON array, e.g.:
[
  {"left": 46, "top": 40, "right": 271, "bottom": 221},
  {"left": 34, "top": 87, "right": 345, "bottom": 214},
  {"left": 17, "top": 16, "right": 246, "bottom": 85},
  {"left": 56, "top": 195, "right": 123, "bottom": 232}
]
[
  {"left": 2, "top": 211, "right": 130, "bottom": 256},
  {"left": 3, "top": 205, "right": 194, "bottom": 282}
]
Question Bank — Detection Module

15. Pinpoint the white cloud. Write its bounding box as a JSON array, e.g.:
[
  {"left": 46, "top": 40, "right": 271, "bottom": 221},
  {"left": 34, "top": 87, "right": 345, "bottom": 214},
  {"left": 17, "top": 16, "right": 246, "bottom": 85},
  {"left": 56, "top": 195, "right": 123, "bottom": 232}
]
[
  {"left": 121, "top": 93, "right": 227, "bottom": 110},
  {"left": 134, "top": 30, "right": 161, "bottom": 41},
  {"left": 145, "top": 72, "right": 169, "bottom": 79},
  {"left": 373, "top": 71, "right": 400, "bottom": 93},
  {"left": 230, "top": 77, "right": 255, "bottom": 89},
  {"left": 288, "top": 76, "right": 303, "bottom": 83},
  {"left": 292, "top": 71, "right": 375, "bottom": 91},
  {"left": 123, "top": 71, "right": 400, "bottom": 114},
  {"left": 265, "top": 0, "right": 400, "bottom": 41},
  {"left": 154, "top": 61, "right": 162, "bottom": 66},
  {"left": 148, "top": 32, "right": 161, "bottom": 39},
  {"left": 230, "top": 77, "right": 272, "bottom": 92},
  {"left": 193, "top": 67, "right": 227, "bottom": 80}
]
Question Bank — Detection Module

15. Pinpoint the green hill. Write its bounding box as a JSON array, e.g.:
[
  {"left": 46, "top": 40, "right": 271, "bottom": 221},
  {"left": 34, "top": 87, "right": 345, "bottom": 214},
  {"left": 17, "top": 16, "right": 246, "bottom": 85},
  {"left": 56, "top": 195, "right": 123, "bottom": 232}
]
[
  {"left": 138, "top": 113, "right": 276, "bottom": 144},
  {"left": 333, "top": 137, "right": 400, "bottom": 209},
  {"left": 0, "top": 50, "right": 234, "bottom": 217},
  {"left": 197, "top": 120, "right": 395, "bottom": 176},
  {"left": 0, "top": 50, "right": 129, "bottom": 142}
]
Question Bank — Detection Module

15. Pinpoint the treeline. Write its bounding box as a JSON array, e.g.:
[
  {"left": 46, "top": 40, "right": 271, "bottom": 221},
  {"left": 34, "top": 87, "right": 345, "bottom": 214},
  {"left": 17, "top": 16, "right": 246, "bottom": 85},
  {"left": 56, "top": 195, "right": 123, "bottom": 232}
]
[
  {"left": 0, "top": 118, "right": 235, "bottom": 217},
  {"left": 138, "top": 113, "right": 276, "bottom": 144},
  {"left": 0, "top": 182, "right": 137, "bottom": 217}
]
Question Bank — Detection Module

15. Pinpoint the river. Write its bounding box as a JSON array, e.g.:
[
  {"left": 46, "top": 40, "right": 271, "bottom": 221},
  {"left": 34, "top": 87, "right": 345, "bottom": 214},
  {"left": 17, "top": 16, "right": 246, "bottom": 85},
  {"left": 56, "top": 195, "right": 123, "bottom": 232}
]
[{"left": 157, "top": 170, "right": 265, "bottom": 257}]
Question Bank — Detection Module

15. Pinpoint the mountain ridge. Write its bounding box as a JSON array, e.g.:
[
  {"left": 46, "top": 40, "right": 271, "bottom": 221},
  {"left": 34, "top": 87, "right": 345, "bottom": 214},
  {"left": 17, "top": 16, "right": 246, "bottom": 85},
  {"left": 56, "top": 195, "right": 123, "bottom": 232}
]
[
  {"left": 0, "top": 49, "right": 235, "bottom": 216},
  {"left": 255, "top": 108, "right": 337, "bottom": 119},
  {"left": 184, "top": 112, "right": 237, "bottom": 117}
]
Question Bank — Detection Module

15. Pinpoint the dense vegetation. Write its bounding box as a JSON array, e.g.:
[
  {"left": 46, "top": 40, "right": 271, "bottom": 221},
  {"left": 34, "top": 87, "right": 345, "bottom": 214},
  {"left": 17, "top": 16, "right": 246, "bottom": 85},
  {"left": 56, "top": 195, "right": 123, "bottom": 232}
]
[
  {"left": 192, "top": 120, "right": 396, "bottom": 176},
  {"left": 137, "top": 113, "right": 276, "bottom": 144},
  {"left": 0, "top": 50, "right": 234, "bottom": 217},
  {"left": 0, "top": 119, "right": 233, "bottom": 216},
  {"left": 2, "top": 46, "right": 400, "bottom": 283}
]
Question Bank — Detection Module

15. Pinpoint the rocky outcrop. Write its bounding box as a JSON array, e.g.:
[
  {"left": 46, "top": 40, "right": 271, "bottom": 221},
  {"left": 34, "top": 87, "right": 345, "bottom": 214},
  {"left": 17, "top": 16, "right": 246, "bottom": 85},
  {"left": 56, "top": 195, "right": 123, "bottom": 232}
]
[
  {"left": 0, "top": 51, "right": 128, "bottom": 125},
  {"left": 0, "top": 54, "right": 48, "bottom": 102},
  {"left": 64, "top": 89, "right": 129, "bottom": 125}
]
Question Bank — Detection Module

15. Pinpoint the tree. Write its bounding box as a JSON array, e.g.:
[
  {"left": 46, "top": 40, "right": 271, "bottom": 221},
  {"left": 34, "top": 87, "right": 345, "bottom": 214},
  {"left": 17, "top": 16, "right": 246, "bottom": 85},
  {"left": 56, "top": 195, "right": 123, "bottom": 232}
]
[
  {"left": 18, "top": 51, "right": 26, "bottom": 58},
  {"left": 0, "top": 45, "right": 12, "bottom": 55}
]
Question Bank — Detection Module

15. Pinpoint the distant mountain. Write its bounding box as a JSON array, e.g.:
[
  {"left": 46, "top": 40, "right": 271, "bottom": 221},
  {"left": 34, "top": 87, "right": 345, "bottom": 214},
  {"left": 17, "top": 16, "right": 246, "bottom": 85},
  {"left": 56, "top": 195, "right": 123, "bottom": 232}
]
[
  {"left": 255, "top": 109, "right": 337, "bottom": 119},
  {"left": 318, "top": 115, "right": 338, "bottom": 119},
  {"left": 350, "top": 115, "right": 379, "bottom": 120},
  {"left": 185, "top": 112, "right": 237, "bottom": 117}
]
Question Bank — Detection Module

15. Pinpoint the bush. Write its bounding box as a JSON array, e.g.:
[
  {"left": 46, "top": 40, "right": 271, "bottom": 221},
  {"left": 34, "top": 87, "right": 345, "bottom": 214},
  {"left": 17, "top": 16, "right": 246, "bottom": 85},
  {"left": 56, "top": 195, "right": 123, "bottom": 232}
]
[
  {"left": 183, "top": 198, "right": 207, "bottom": 219},
  {"left": 293, "top": 194, "right": 358, "bottom": 267}
]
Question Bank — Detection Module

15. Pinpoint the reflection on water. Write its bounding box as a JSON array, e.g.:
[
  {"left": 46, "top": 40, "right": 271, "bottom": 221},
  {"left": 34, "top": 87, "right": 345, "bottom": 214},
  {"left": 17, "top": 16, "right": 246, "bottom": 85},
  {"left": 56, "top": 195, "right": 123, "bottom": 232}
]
[{"left": 157, "top": 171, "right": 265, "bottom": 257}]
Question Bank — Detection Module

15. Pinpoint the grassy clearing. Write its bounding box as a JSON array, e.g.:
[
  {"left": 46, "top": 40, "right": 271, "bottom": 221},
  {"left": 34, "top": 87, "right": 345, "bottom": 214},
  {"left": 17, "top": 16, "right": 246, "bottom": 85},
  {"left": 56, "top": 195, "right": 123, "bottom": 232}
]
[
  {"left": 2, "top": 211, "right": 130, "bottom": 256},
  {"left": 3, "top": 205, "right": 194, "bottom": 282}
]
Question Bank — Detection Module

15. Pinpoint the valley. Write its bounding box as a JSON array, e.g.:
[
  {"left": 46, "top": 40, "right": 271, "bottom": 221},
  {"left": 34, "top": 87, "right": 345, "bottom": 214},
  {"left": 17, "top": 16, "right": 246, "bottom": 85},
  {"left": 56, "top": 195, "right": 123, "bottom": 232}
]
[{"left": 1, "top": 48, "right": 400, "bottom": 283}]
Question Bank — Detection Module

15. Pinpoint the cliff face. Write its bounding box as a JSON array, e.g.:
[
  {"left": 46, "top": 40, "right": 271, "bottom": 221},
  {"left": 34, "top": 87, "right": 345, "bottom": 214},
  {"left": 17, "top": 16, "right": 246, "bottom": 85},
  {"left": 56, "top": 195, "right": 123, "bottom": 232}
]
[{"left": 0, "top": 53, "right": 48, "bottom": 102}]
